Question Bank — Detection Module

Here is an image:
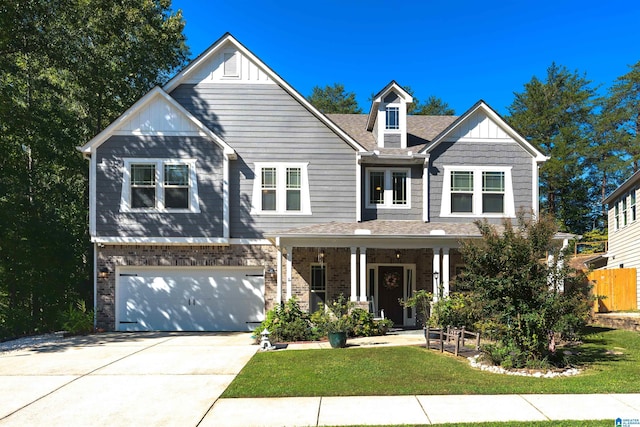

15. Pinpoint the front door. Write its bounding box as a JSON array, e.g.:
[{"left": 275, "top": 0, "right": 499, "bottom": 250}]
[{"left": 377, "top": 266, "right": 404, "bottom": 326}]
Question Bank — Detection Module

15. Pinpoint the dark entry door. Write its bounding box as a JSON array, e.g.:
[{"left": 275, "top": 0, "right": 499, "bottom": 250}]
[{"left": 377, "top": 266, "right": 404, "bottom": 326}]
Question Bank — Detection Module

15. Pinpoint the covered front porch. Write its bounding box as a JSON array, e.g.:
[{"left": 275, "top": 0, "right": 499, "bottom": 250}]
[{"left": 268, "top": 221, "right": 479, "bottom": 327}]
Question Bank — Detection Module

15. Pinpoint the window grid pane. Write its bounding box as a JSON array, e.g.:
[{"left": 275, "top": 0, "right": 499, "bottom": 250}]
[
  {"left": 131, "top": 164, "right": 156, "bottom": 208},
  {"left": 392, "top": 171, "right": 407, "bottom": 205},
  {"left": 483, "top": 171, "right": 504, "bottom": 192},
  {"left": 369, "top": 171, "right": 385, "bottom": 204},
  {"left": 631, "top": 191, "right": 637, "bottom": 222},
  {"left": 164, "top": 164, "right": 189, "bottom": 186},
  {"left": 451, "top": 171, "right": 473, "bottom": 191},
  {"left": 385, "top": 107, "right": 399, "bottom": 130}
]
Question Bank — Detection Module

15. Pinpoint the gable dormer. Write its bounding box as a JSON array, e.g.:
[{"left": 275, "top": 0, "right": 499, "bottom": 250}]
[{"left": 366, "top": 81, "right": 413, "bottom": 149}]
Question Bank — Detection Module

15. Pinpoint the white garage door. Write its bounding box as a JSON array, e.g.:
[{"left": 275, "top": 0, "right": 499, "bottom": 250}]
[{"left": 116, "top": 267, "right": 265, "bottom": 332}]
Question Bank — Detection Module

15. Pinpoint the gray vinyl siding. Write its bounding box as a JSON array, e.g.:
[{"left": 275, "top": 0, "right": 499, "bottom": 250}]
[
  {"left": 171, "top": 83, "right": 357, "bottom": 238},
  {"left": 362, "top": 164, "right": 423, "bottom": 221},
  {"left": 95, "top": 135, "right": 224, "bottom": 237},
  {"left": 429, "top": 140, "right": 533, "bottom": 224}
]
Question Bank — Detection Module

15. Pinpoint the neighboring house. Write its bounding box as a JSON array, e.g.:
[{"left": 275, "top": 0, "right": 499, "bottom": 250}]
[
  {"left": 78, "top": 33, "right": 548, "bottom": 332},
  {"left": 603, "top": 170, "right": 640, "bottom": 307}
]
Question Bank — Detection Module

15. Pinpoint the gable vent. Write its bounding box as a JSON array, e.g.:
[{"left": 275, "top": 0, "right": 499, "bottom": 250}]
[{"left": 224, "top": 52, "right": 238, "bottom": 77}]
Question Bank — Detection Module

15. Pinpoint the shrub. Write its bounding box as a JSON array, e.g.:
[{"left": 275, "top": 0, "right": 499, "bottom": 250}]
[
  {"left": 457, "top": 214, "right": 593, "bottom": 368},
  {"left": 400, "top": 289, "right": 432, "bottom": 327},
  {"left": 60, "top": 300, "right": 94, "bottom": 335},
  {"left": 429, "top": 293, "right": 479, "bottom": 329},
  {"left": 254, "top": 298, "right": 318, "bottom": 343}
]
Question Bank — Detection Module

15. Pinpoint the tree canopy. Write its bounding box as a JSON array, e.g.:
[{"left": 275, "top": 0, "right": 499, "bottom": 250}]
[
  {"left": 506, "top": 63, "right": 597, "bottom": 232},
  {"left": 306, "top": 83, "right": 362, "bottom": 114},
  {"left": 0, "top": 0, "right": 189, "bottom": 339}
]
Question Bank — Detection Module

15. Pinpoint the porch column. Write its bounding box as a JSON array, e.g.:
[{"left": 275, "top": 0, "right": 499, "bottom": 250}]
[
  {"left": 276, "top": 238, "right": 282, "bottom": 304},
  {"left": 432, "top": 248, "right": 441, "bottom": 302},
  {"left": 350, "top": 247, "right": 357, "bottom": 302},
  {"left": 285, "top": 246, "right": 292, "bottom": 300},
  {"left": 442, "top": 248, "right": 450, "bottom": 298},
  {"left": 359, "top": 247, "right": 367, "bottom": 302}
]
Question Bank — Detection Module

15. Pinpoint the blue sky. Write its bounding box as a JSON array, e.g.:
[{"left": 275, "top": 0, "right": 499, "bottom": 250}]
[{"left": 171, "top": 0, "right": 640, "bottom": 115}]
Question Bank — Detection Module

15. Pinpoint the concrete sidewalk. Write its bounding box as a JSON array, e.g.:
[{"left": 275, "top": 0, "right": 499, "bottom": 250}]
[
  {"left": 204, "top": 393, "right": 640, "bottom": 426},
  {"left": 2, "top": 330, "right": 639, "bottom": 426}
]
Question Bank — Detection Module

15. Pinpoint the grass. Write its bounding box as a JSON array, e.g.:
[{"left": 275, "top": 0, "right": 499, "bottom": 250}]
[{"left": 223, "top": 326, "right": 640, "bottom": 398}]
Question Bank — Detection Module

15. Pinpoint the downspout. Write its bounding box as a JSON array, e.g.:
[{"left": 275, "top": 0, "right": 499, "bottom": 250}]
[{"left": 93, "top": 243, "right": 98, "bottom": 330}]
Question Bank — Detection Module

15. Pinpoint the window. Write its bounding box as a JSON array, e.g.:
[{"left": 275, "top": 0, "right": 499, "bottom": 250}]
[
  {"left": 616, "top": 189, "right": 637, "bottom": 230},
  {"left": 121, "top": 159, "right": 199, "bottom": 213},
  {"left": 441, "top": 166, "right": 514, "bottom": 217},
  {"left": 385, "top": 106, "right": 399, "bottom": 130},
  {"left": 286, "top": 167, "right": 301, "bottom": 211},
  {"left": 252, "top": 163, "right": 311, "bottom": 214},
  {"left": 130, "top": 164, "right": 156, "bottom": 208},
  {"left": 261, "top": 168, "right": 277, "bottom": 211},
  {"left": 482, "top": 171, "right": 505, "bottom": 213},
  {"left": 164, "top": 164, "right": 189, "bottom": 209},
  {"left": 366, "top": 168, "right": 410, "bottom": 208},
  {"left": 369, "top": 171, "right": 385, "bottom": 205},
  {"left": 310, "top": 264, "right": 326, "bottom": 311},
  {"left": 451, "top": 171, "right": 473, "bottom": 213}
]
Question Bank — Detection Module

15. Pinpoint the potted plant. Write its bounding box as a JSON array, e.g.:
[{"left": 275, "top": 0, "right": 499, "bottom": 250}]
[{"left": 322, "top": 294, "right": 354, "bottom": 348}]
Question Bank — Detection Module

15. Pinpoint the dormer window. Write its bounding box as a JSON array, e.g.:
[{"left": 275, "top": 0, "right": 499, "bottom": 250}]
[{"left": 386, "top": 107, "right": 399, "bottom": 130}]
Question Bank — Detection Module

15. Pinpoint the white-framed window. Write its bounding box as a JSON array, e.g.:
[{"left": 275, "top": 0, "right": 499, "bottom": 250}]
[
  {"left": 366, "top": 168, "right": 410, "bottom": 208},
  {"left": 120, "top": 158, "right": 200, "bottom": 213},
  {"left": 252, "top": 162, "right": 311, "bottom": 215},
  {"left": 615, "top": 188, "right": 638, "bottom": 230},
  {"left": 310, "top": 264, "right": 326, "bottom": 312},
  {"left": 385, "top": 106, "right": 399, "bottom": 130},
  {"left": 440, "top": 166, "right": 514, "bottom": 217}
]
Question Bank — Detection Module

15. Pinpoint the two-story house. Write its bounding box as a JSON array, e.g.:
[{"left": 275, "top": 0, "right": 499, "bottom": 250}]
[
  {"left": 603, "top": 170, "right": 640, "bottom": 308},
  {"left": 79, "top": 33, "right": 547, "bottom": 332}
]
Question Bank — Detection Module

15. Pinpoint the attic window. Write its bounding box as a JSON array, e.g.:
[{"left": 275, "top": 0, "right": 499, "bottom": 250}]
[
  {"left": 386, "top": 107, "right": 399, "bottom": 130},
  {"left": 223, "top": 51, "right": 239, "bottom": 77}
]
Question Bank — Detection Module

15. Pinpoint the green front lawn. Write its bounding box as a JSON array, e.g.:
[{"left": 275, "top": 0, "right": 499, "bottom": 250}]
[{"left": 223, "top": 327, "right": 640, "bottom": 398}]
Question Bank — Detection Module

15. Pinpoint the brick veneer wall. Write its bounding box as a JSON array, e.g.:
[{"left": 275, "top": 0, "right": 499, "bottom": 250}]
[{"left": 96, "top": 244, "right": 278, "bottom": 331}]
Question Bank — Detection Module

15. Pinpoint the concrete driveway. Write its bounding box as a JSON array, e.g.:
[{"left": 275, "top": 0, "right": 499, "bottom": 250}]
[{"left": 0, "top": 332, "right": 257, "bottom": 426}]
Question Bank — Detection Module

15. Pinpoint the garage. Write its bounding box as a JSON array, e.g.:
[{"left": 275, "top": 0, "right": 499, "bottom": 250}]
[{"left": 116, "top": 267, "right": 265, "bottom": 332}]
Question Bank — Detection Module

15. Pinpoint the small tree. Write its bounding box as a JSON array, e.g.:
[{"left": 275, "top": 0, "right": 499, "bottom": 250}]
[{"left": 456, "top": 214, "right": 592, "bottom": 368}]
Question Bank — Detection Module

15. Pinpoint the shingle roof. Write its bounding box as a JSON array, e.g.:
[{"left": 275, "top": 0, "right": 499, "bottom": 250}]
[
  {"left": 272, "top": 220, "right": 487, "bottom": 238},
  {"left": 327, "top": 114, "right": 458, "bottom": 153}
]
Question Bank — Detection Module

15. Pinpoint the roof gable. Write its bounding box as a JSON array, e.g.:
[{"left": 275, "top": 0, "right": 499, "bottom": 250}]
[
  {"left": 422, "top": 100, "right": 548, "bottom": 162},
  {"left": 366, "top": 81, "right": 414, "bottom": 131},
  {"left": 77, "top": 87, "right": 236, "bottom": 158},
  {"left": 164, "top": 33, "right": 366, "bottom": 152}
]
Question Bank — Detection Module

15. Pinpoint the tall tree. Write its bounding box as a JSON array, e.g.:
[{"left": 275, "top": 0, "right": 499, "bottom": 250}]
[
  {"left": 307, "top": 83, "right": 362, "bottom": 114},
  {"left": 600, "top": 60, "right": 640, "bottom": 172},
  {"left": 414, "top": 95, "right": 455, "bottom": 115},
  {"left": 506, "top": 63, "right": 596, "bottom": 233},
  {"left": 0, "top": 0, "right": 189, "bottom": 338}
]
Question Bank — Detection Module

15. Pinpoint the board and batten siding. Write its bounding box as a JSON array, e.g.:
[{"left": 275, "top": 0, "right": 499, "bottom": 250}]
[
  {"left": 170, "top": 83, "right": 358, "bottom": 238},
  {"left": 429, "top": 139, "right": 533, "bottom": 224},
  {"left": 95, "top": 135, "right": 224, "bottom": 238},
  {"left": 607, "top": 188, "right": 640, "bottom": 308}
]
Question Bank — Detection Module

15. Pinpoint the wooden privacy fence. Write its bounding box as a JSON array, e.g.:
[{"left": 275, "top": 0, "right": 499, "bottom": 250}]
[
  {"left": 424, "top": 326, "right": 480, "bottom": 357},
  {"left": 588, "top": 268, "right": 637, "bottom": 312}
]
